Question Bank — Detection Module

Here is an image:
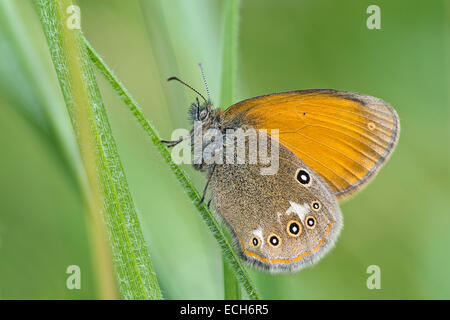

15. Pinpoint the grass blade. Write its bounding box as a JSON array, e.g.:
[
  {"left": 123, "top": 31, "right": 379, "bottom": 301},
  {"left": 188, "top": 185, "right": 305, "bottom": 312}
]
[
  {"left": 219, "top": 0, "right": 242, "bottom": 300},
  {"left": 84, "top": 36, "right": 260, "bottom": 300},
  {"left": 34, "top": 0, "right": 162, "bottom": 300}
]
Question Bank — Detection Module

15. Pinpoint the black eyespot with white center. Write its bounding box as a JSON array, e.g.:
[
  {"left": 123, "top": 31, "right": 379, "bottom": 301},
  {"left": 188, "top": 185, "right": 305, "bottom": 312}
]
[
  {"left": 311, "top": 201, "right": 321, "bottom": 211},
  {"left": 305, "top": 216, "right": 316, "bottom": 229},
  {"left": 270, "top": 236, "right": 279, "bottom": 246},
  {"left": 252, "top": 237, "right": 259, "bottom": 247},
  {"left": 296, "top": 169, "right": 311, "bottom": 185},
  {"left": 268, "top": 234, "right": 281, "bottom": 247},
  {"left": 286, "top": 220, "right": 302, "bottom": 237},
  {"left": 289, "top": 223, "right": 299, "bottom": 234}
]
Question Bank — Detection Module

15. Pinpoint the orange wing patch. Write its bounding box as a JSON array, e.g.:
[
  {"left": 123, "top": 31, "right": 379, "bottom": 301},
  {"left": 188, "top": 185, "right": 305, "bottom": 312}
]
[{"left": 222, "top": 89, "right": 400, "bottom": 200}]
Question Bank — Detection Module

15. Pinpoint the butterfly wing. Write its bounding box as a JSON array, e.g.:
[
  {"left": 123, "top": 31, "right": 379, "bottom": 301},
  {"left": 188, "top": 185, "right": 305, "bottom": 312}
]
[
  {"left": 210, "top": 137, "right": 342, "bottom": 272},
  {"left": 222, "top": 89, "right": 400, "bottom": 200}
]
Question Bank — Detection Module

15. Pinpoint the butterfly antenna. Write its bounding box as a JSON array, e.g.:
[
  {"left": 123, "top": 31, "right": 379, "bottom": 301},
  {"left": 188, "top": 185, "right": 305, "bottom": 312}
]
[
  {"left": 167, "top": 76, "right": 207, "bottom": 103},
  {"left": 198, "top": 62, "right": 211, "bottom": 102}
]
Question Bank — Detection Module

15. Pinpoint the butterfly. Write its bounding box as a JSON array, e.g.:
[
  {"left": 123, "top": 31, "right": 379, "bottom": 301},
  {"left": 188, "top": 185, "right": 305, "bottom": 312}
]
[{"left": 163, "top": 74, "right": 400, "bottom": 273}]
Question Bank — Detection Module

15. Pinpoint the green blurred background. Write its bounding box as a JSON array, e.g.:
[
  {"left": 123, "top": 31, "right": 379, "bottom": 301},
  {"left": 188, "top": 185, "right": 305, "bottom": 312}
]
[{"left": 0, "top": 0, "right": 449, "bottom": 299}]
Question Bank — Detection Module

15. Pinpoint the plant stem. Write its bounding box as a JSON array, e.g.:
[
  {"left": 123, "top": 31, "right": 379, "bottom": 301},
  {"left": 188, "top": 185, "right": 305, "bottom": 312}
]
[
  {"left": 84, "top": 36, "right": 260, "bottom": 300},
  {"left": 220, "top": 0, "right": 242, "bottom": 300},
  {"left": 35, "top": 0, "right": 162, "bottom": 300}
]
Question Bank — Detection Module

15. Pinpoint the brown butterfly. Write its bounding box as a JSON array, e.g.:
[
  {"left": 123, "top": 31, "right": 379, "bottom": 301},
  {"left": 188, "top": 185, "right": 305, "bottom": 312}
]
[{"left": 163, "top": 76, "right": 400, "bottom": 272}]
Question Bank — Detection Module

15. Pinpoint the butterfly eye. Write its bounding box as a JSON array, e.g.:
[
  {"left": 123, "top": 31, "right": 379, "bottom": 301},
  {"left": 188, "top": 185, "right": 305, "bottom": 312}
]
[
  {"left": 286, "top": 220, "right": 302, "bottom": 237},
  {"left": 305, "top": 216, "right": 316, "bottom": 229},
  {"left": 296, "top": 169, "right": 311, "bottom": 185},
  {"left": 199, "top": 109, "right": 208, "bottom": 120},
  {"left": 268, "top": 234, "right": 281, "bottom": 247},
  {"left": 311, "top": 201, "right": 321, "bottom": 211}
]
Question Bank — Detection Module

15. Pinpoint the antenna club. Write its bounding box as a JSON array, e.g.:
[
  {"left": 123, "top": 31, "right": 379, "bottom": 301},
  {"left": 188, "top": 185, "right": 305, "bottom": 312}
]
[{"left": 167, "top": 75, "right": 208, "bottom": 103}]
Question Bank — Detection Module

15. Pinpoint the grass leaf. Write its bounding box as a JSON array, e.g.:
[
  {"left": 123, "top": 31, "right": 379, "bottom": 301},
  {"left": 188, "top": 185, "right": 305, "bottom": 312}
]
[
  {"left": 34, "top": 0, "right": 162, "bottom": 300},
  {"left": 84, "top": 36, "right": 260, "bottom": 300},
  {"left": 219, "top": 0, "right": 242, "bottom": 300}
]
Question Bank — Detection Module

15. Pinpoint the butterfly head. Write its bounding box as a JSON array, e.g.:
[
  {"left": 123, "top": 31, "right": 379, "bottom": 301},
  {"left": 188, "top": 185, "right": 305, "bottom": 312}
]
[
  {"left": 167, "top": 74, "right": 221, "bottom": 126},
  {"left": 188, "top": 97, "right": 213, "bottom": 123}
]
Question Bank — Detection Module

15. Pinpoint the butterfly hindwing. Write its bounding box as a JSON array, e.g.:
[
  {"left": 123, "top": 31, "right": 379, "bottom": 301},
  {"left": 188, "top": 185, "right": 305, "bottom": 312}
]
[{"left": 209, "top": 137, "right": 342, "bottom": 272}]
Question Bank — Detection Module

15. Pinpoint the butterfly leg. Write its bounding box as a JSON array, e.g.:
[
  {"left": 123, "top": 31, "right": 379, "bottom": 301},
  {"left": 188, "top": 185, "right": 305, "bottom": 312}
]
[
  {"left": 199, "top": 164, "right": 216, "bottom": 205},
  {"left": 160, "top": 130, "right": 193, "bottom": 148},
  {"left": 160, "top": 138, "right": 183, "bottom": 148},
  {"left": 160, "top": 138, "right": 182, "bottom": 147}
]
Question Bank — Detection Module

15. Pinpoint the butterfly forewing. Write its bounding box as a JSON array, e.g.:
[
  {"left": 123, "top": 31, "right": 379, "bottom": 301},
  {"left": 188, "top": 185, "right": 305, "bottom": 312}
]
[{"left": 222, "top": 89, "right": 400, "bottom": 200}]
